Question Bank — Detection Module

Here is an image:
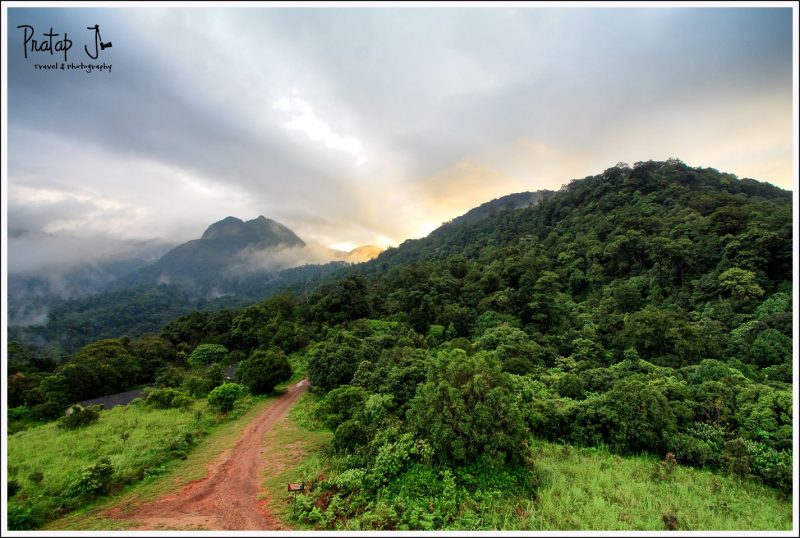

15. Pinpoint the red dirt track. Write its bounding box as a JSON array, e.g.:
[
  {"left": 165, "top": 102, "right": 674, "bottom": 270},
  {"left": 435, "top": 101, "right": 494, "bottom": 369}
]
[{"left": 108, "top": 379, "right": 308, "bottom": 530}]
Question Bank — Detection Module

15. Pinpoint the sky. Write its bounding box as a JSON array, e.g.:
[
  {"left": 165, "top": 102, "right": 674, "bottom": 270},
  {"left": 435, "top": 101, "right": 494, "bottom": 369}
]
[{"left": 4, "top": 5, "right": 795, "bottom": 271}]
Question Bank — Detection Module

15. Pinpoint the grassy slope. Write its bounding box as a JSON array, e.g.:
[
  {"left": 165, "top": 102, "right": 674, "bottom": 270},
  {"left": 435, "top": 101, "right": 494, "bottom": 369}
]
[
  {"left": 39, "top": 396, "right": 273, "bottom": 530},
  {"left": 515, "top": 441, "right": 791, "bottom": 531}
]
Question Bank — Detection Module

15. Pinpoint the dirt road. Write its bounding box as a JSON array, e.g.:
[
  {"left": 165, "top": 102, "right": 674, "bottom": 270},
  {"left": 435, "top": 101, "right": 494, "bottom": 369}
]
[{"left": 110, "top": 379, "right": 308, "bottom": 530}]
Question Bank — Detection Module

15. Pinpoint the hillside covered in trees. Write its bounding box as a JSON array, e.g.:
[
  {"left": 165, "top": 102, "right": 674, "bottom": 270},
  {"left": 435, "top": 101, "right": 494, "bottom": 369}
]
[{"left": 7, "top": 159, "right": 793, "bottom": 529}]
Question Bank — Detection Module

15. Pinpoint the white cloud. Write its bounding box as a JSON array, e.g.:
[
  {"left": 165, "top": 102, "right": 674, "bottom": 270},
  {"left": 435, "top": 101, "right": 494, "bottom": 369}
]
[{"left": 273, "top": 94, "right": 366, "bottom": 166}]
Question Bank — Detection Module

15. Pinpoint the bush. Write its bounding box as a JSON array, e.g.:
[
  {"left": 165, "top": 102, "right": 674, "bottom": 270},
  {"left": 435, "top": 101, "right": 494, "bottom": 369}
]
[
  {"left": 667, "top": 433, "right": 718, "bottom": 467},
  {"left": 237, "top": 350, "right": 293, "bottom": 394},
  {"left": 143, "top": 387, "right": 190, "bottom": 409},
  {"left": 154, "top": 366, "right": 186, "bottom": 388},
  {"left": 315, "top": 385, "right": 368, "bottom": 430},
  {"left": 60, "top": 405, "right": 100, "bottom": 430},
  {"left": 207, "top": 383, "right": 247, "bottom": 412},
  {"left": 71, "top": 457, "right": 115, "bottom": 496},
  {"left": 308, "top": 332, "right": 367, "bottom": 392},
  {"left": 188, "top": 343, "right": 229, "bottom": 368},
  {"left": 182, "top": 375, "right": 213, "bottom": 397},
  {"left": 7, "top": 503, "right": 42, "bottom": 530},
  {"left": 744, "top": 440, "right": 792, "bottom": 494},
  {"left": 554, "top": 373, "right": 585, "bottom": 400},
  {"left": 8, "top": 406, "right": 31, "bottom": 422},
  {"left": 28, "top": 470, "right": 44, "bottom": 484},
  {"left": 651, "top": 452, "right": 678, "bottom": 481},
  {"left": 30, "top": 401, "right": 63, "bottom": 421},
  {"left": 722, "top": 438, "right": 751, "bottom": 478}
]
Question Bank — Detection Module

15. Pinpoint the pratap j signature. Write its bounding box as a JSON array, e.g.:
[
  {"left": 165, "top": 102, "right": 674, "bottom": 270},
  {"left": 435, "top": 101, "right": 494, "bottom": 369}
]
[{"left": 16, "top": 24, "right": 112, "bottom": 62}]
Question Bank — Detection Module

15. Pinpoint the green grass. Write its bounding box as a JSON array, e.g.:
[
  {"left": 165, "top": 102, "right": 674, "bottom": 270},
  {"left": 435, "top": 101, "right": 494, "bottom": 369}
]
[
  {"left": 8, "top": 394, "right": 268, "bottom": 530},
  {"left": 514, "top": 441, "right": 792, "bottom": 531},
  {"left": 260, "top": 392, "right": 333, "bottom": 525}
]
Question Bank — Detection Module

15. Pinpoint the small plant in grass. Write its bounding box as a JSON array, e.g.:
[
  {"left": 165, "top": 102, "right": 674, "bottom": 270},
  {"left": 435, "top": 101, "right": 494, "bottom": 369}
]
[
  {"left": 70, "top": 457, "right": 115, "bottom": 496},
  {"left": 662, "top": 511, "right": 678, "bottom": 530},
  {"left": 7, "top": 503, "right": 41, "bottom": 530},
  {"left": 652, "top": 452, "right": 678, "bottom": 481},
  {"left": 120, "top": 431, "right": 130, "bottom": 444},
  {"left": 28, "top": 470, "right": 44, "bottom": 485}
]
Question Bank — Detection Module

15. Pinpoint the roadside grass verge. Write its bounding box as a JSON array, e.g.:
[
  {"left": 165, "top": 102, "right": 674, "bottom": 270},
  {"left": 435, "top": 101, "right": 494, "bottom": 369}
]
[{"left": 259, "top": 392, "right": 332, "bottom": 525}]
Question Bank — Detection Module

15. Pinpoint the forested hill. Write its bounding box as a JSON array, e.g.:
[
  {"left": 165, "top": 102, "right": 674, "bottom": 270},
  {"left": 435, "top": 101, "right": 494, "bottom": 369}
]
[
  {"left": 9, "top": 159, "right": 794, "bottom": 507},
  {"left": 357, "top": 159, "right": 791, "bottom": 277}
]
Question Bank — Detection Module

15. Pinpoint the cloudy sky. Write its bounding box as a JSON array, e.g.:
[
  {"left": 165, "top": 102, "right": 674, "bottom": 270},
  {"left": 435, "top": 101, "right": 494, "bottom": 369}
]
[{"left": 4, "top": 5, "right": 794, "bottom": 268}]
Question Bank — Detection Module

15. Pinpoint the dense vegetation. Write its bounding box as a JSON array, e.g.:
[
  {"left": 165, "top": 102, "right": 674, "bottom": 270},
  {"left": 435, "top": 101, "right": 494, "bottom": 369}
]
[
  {"left": 275, "top": 394, "right": 790, "bottom": 531},
  {"left": 7, "top": 159, "right": 793, "bottom": 529}
]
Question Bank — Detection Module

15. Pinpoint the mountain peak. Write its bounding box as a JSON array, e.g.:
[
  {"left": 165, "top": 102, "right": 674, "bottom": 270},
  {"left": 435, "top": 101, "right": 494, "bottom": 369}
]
[{"left": 201, "top": 216, "right": 245, "bottom": 240}]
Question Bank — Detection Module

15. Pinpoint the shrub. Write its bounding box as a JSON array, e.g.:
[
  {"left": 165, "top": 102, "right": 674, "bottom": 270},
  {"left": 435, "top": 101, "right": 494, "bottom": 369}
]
[
  {"left": 7, "top": 503, "right": 42, "bottom": 530},
  {"left": 722, "top": 438, "right": 750, "bottom": 478},
  {"left": 154, "top": 366, "right": 186, "bottom": 388},
  {"left": 744, "top": 440, "right": 792, "bottom": 494},
  {"left": 315, "top": 385, "right": 368, "bottom": 430},
  {"left": 182, "top": 375, "right": 213, "bottom": 397},
  {"left": 60, "top": 406, "right": 100, "bottom": 430},
  {"left": 30, "top": 401, "right": 63, "bottom": 420},
  {"left": 171, "top": 395, "right": 194, "bottom": 410},
  {"left": 667, "top": 433, "right": 717, "bottom": 467},
  {"left": 662, "top": 511, "right": 678, "bottom": 530},
  {"left": 71, "top": 457, "right": 115, "bottom": 496},
  {"left": 554, "top": 373, "right": 585, "bottom": 400},
  {"left": 188, "top": 343, "right": 229, "bottom": 368},
  {"left": 207, "top": 383, "right": 247, "bottom": 412},
  {"left": 143, "top": 387, "right": 189, "bottom": 409},
  {"left": 8, "top": 406, "right": 31, "bottom": 422},
  {"left": 652, "top": 452, "right": 678, "bottom": 481},
  {"left": 28, "top": 470, "right": 44, "bottom": 484},
  {"left": 237, "top": 350, "right": 293, "bottom": 394},
  {"left": 603, "top": 378, "right": 676, "bottom": 454},
  {"left": 308, "top": 331, "right": 368, "bottom": 392}
]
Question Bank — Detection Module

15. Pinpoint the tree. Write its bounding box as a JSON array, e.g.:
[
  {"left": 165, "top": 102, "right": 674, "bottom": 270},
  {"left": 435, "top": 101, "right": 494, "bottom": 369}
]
[
  {"left": 236, "top": 350, "right": 292, "bottom": 394},
  {"left": 718, "top": 268, "right": 764, "bottom": 303},
  {"left": 602, "top": 377, "right": 677, "bottom": 454},
  {"left": 307, "top": 331, "right": 368, "bottom": 392},
  {"left": 749, "top": 329, "right": 791, "bottom": 368},
  {"left": 407, "top": 350, "right": 529, "bottom": 466},
  {"left": 188, "top": 344, "right": 229, "bottom": 368},
  {"left": 315, "top": 385, "right": 368, "bottom": 430}
]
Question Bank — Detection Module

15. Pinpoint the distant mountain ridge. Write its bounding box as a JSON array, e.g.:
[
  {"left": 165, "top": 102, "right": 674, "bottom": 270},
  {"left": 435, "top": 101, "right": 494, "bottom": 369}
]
[
  {"left": 122, "top": 216, "right": 306, "bottom": 286},
  {"left": 445, "top": 190, "right": 555, "bottom": 228}
]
